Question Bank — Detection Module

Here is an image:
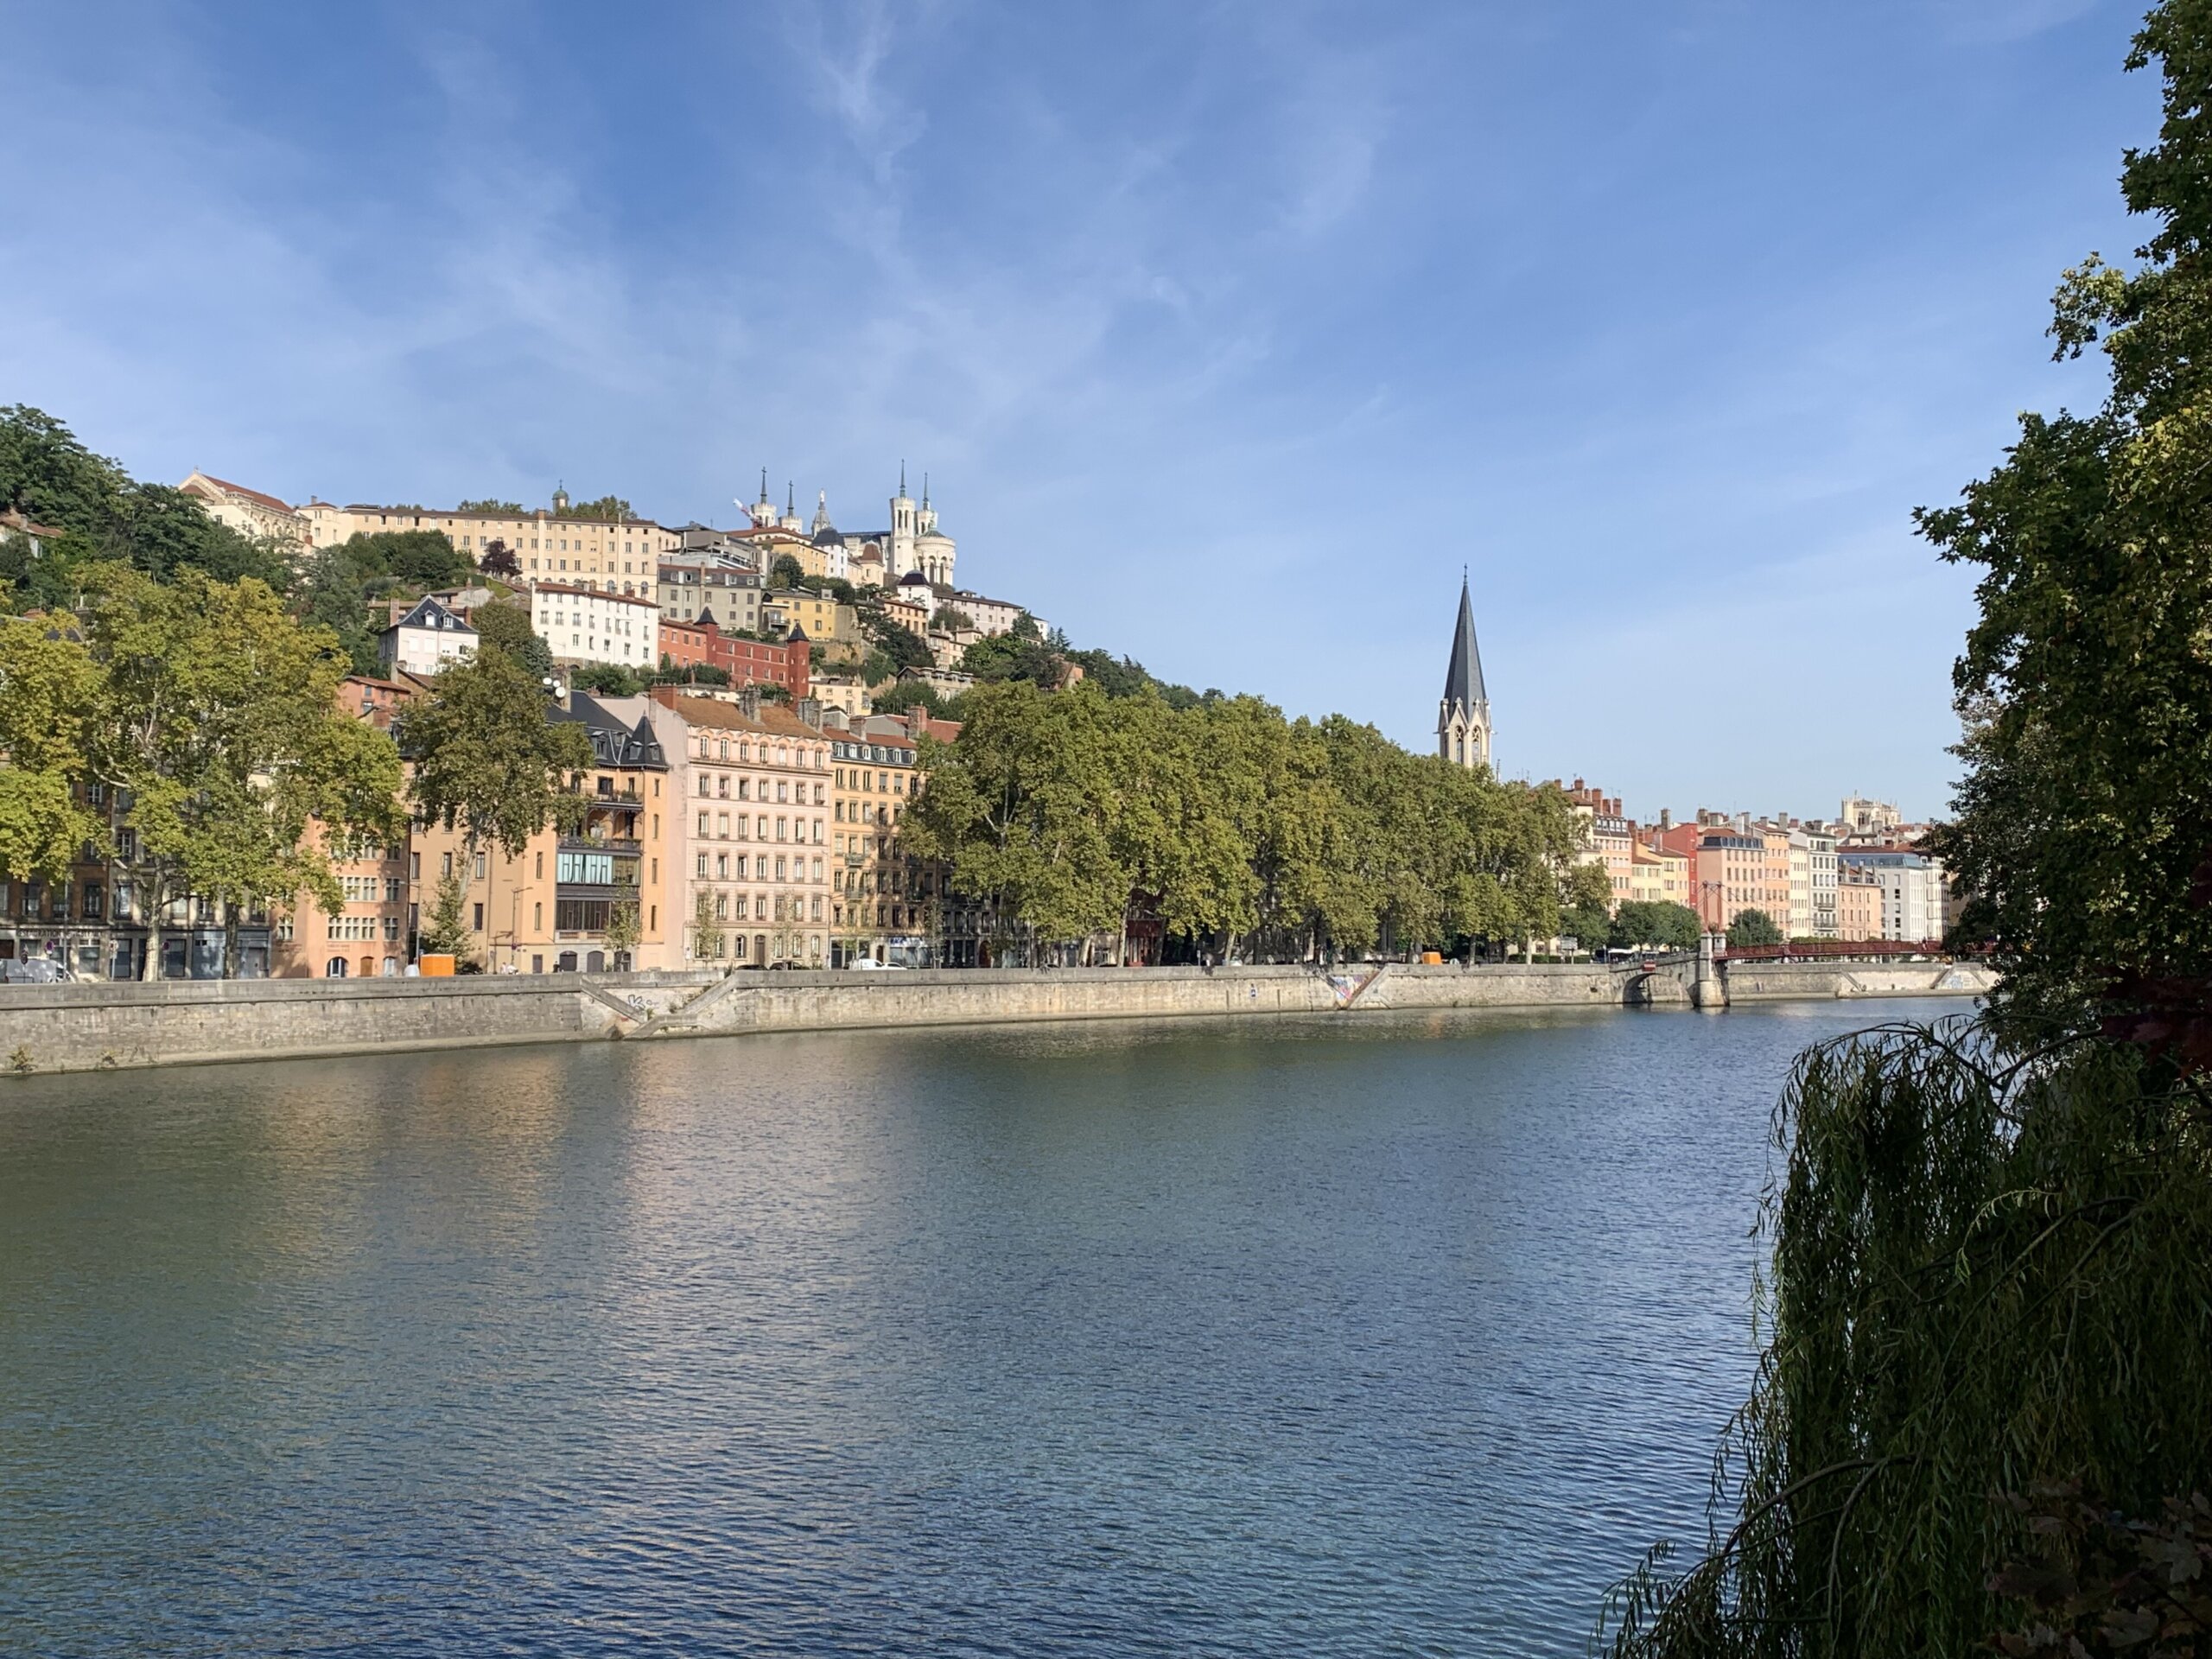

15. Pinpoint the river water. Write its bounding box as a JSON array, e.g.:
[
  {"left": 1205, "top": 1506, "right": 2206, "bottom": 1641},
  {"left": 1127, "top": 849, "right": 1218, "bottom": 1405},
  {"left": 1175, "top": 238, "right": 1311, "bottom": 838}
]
[{"left": 0, "top": 1000, "right": 1942, "bottom": 1656}]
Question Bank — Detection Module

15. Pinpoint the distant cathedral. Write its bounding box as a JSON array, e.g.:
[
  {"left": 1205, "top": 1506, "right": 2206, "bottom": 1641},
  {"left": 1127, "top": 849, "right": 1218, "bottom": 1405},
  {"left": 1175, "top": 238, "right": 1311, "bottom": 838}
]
[
  {"left": 1438, "top": 575, "right": 1492, "bottom": 769},
  {"left": 745, "top": 462, "right": 955, "bottom": 588}
]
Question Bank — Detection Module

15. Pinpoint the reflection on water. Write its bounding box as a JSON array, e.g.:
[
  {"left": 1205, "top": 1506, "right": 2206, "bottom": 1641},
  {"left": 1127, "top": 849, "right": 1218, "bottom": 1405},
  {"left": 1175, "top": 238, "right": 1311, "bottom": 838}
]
[{"left": 0, "top": 1001, "right": 1929, "bottom": 1656}]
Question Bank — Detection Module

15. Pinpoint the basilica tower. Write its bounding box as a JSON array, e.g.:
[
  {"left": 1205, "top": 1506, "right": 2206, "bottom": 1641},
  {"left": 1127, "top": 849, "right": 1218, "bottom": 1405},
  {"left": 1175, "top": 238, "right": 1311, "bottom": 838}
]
[{"left": 1438, "top": 576, "right": 1492, "bottom": 769}]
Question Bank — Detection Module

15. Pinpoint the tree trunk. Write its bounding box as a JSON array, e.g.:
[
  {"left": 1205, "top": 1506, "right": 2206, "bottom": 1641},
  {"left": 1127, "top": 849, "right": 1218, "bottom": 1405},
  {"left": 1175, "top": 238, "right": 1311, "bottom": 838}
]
[
  {"left": 138, "top": 874, "right": 164, "bottom": 982},
  {"left": 221, "top": 903, "right": 239, "bottom": 980}
]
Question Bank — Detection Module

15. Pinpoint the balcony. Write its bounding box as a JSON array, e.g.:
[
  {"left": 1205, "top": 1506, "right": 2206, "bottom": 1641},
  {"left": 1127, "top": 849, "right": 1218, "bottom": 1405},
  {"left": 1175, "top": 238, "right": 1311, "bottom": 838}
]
[{"left": 562, "top": 835, "right": 641, "bottom": 855}]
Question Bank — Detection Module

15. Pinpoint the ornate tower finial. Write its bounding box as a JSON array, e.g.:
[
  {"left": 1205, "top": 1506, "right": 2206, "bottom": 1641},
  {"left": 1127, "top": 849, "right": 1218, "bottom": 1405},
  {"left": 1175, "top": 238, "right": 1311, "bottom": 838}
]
[
  {"left": 899, "top": 459, "right": 907, "bottom": 497},
  {"left": 786, "top": 480, "right": 794, "bottom": 515},
  {"left": 759, "top": 467, "right": 769, "bottom": 505},
  {"left": 922, "top": 471, "right": 930, "bottom": 509}
]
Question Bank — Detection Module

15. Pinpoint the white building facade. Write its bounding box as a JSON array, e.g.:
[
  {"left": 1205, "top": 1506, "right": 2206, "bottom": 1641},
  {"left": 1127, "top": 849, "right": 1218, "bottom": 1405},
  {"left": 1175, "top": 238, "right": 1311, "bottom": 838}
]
[
  {"left": 529, "top": 583, "right": 660, "bottom": 669},
  {"left": 1839, "top": 850, "right": 1948, "bottom": 943},
  {"left": 378, "top": 596, "right": 478, "bottom": 677}
]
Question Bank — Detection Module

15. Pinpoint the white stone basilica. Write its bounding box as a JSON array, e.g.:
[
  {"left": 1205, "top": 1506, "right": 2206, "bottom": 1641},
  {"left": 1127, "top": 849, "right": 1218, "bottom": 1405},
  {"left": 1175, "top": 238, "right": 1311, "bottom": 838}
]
[{"left": 746, "top": 464, "right": 955, "bottom": 589}]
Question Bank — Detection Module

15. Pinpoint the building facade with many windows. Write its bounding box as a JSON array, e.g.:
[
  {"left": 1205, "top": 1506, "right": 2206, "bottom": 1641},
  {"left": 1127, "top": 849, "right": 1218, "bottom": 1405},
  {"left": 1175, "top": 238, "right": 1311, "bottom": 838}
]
[{"left": 635, "top": 689, "right": 832, "bottom": 969}]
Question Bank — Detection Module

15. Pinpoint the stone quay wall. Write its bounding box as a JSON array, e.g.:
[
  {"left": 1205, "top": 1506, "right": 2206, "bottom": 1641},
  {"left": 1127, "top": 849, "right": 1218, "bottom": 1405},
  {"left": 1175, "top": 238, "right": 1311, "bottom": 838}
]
[{"left": 0, "top": 958, "right": 1996, "bottom": 1077}]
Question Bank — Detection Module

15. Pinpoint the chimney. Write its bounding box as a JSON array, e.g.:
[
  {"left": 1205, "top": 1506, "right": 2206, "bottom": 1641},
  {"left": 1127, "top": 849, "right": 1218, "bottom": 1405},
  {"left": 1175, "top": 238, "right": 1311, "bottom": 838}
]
[
  {"left": 649, "top": 684, "right": 678, "bottom": 710},
  {"left": 1659, "top": 808, "right": 1672, "bottom": 830},
  {"left": 739, "top": 684, "right": 761, "bottom": 720},
  {"left": 796, "top": 696, "right": 822, "bottom": 728},
  {"left": 908, "top": 704, "right": 929, "bottom": 736}
]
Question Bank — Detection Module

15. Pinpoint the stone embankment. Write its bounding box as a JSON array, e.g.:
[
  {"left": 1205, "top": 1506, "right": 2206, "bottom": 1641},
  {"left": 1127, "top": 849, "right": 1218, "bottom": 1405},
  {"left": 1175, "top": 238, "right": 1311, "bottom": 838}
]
[{"left": 0, "top": 958, "right": 1995, "bottom": 1077}]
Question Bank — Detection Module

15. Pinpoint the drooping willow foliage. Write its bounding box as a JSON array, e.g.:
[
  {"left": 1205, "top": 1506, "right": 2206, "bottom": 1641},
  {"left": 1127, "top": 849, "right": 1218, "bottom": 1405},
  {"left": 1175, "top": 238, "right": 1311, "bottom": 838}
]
[{"left": 1599, "top": 1022, "right": 2212, "bottom": 1656}]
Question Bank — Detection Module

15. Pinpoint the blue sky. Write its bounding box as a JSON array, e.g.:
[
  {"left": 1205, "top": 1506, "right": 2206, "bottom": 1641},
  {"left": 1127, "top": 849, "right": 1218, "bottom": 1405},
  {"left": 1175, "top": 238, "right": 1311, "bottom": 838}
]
[{"left": 1, "top": 0, "right": 2155, "bottom": 819}]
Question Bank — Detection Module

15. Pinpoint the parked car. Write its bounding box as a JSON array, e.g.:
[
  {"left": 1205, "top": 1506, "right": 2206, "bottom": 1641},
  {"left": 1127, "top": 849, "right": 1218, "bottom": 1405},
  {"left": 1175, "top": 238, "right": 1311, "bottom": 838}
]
[
  {"left": 850, "top": 958, "right": 905, "bottom": 971},
  {"left": 0, "top": 958, "right": 70, "bottom": 984}
]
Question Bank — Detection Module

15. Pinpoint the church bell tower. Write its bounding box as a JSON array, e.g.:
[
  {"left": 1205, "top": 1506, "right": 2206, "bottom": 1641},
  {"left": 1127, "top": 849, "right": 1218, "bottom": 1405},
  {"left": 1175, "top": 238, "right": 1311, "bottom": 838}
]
[{"left": 1438, "top": 575, "right": 1492, "bottom": 769}]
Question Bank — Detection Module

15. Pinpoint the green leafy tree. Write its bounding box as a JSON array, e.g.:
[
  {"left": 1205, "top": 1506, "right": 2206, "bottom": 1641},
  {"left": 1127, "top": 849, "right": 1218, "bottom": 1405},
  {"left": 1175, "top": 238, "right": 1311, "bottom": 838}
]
[
  {"left": 418, "top": 870, "right": 474, "bottom": 963},
  {"left": 298, "top": 547, "right": 380, "bottom": 675},
  {"left": 904, "top": 680, "right": 1583, "bottom": 966},
  {"left": 767, "top": 553, "right": 804, "bottom": 589},
  {"left": 1611, "top": 900, "right": 1702, "bottom": 950},
  {"left": 402, "top": 645, "right": 594, "bottom": 912},
  {"left": 960, "top": 629, "right": 1060, "bottom": 688},
  {"left": 933, "top": 606, "right": 976, "bottom": 633},
  {"left": 570, "top": 663, "right": 645, "bottom": 696},
  {"left": 1605, "top": 17, "right": 2212, "bottom": 1655},
  {"left": 0, "top": 406, "right": 285, "bottom": 591},
  {"left": 602, "top": 897, "right": 641, "bottom": 967},
  {"left": 565, "top": 494, "right": 632, "bottom": 522},
  {"left": 0, "top": 614, "right": 108, "bottom": 881},
  {"left": 1726, "top": 907, "right": 1783, "bottom": 948},
  {"left": 1916, "top": 11, "right": 2212, "bottom": 1022},
  {"left": 337, "top": 529, "right": 472, "bottom": 591},
  {"left": 455, "top": 499, "right": 524, "bottom": 515},
  {"left": 1559, "top": 861, "right": 1615, "bottom": 955},
  {"left": 83, "top": 568, "right": 404, "bottom": 977},
  {"left": 690, "top": 889, "right": 722, "bottom": 960},
  {"left": 469, "top": 601, "right": 556, "bottom": 682}
]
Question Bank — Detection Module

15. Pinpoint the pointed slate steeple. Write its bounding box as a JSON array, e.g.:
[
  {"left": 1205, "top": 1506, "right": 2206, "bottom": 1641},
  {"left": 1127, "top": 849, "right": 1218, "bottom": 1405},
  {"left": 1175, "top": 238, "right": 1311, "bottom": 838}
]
[{"left": 1438, "top": 575, "right": 1492, "bottom": 770}]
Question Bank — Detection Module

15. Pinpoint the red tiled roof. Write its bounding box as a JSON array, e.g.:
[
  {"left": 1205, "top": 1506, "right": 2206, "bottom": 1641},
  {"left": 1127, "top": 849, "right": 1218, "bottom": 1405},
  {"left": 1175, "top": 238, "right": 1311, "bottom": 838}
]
[{"left": 194, "top": 474, "right": 295, "bottom": 514}]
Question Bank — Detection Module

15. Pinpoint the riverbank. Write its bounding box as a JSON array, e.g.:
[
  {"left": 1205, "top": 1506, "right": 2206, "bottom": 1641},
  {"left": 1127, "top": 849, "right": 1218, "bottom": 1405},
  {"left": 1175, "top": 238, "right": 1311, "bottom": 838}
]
[{"left": 0, "top": 958, "right": 1994, "bottom": 1077}]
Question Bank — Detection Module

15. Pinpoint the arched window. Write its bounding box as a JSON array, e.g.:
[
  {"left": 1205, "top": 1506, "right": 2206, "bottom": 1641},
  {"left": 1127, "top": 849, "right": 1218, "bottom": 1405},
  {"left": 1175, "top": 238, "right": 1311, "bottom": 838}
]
[{"left": 325, "top": 957, "right": 348, "bottom": 977}]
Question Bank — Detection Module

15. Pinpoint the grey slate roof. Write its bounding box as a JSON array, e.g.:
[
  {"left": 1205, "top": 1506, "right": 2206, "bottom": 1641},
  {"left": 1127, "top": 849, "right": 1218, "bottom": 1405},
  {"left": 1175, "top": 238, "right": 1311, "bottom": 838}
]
[{"left": 1442, "top": 578, "right": 1487, "bottom": 710}]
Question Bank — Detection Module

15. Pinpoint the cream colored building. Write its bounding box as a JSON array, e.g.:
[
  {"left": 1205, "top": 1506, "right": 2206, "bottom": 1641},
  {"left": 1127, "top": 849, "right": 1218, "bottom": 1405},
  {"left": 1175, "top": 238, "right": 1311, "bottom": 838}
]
[
  {"left": 180, "top": 471, "right": 308, "bottom": 549},
  {"left": 529, "top": 583, "right": 660, "bottom": 669},
  {"left": 1627, "top": 840, "right": 1690, "bottom": 909},
  {"left": 300, "top": 492, "right": 681, "bottom": 598}
]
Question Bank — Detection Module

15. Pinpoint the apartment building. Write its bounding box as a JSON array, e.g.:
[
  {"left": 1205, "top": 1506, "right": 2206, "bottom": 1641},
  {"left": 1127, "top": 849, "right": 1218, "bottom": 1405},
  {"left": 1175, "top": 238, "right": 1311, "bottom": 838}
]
[
  {"left": 1559, "top": 780, "right": 1631, "bottom": 906},
  {"left": 656, "top": 617, "right": 810, "bottom": 697},
  {"left": 378, "top": 595, "right": 478, "bottom": 677},
  {"left": 657, "top": 563, "right": 763, "bottom": 630},
  {"left": 1838, "top": 873, "right": 1883, "bottom": 942},
  {"left": 1839, "top": 850, "right": 1949, "bottom": 944},
  {"left": 635, "top": 688, "right": 833, "bottom": 968},
  {"left": 300, "top": 493, "right": 682, "bottom": 597},
  {"left": 528, "top": 583, "right": 660, "bottom": 670},
  {"left": 410, "top": 693, "right": 672, "bottom": 972},
  {"left": 1627, "top": 839, "right": 1690, "bottom": 909},
  {"left": 1796, "top": 827, "right": 1840, "bottom": 938}
]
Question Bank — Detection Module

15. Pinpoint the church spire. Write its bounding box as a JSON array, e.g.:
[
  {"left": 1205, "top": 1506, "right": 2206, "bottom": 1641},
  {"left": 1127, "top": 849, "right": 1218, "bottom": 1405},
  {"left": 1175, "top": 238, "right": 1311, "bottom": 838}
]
[
  {"left": 1438, "top": 574, "right": 1492, "bottom": 770},
  {"left": 899, "top": 459, "right": 907, "bottom": 498}
]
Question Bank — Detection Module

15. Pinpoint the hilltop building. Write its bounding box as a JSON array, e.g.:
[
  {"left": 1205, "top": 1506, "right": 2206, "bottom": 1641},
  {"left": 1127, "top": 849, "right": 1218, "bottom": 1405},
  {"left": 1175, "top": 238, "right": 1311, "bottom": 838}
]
[{"left": 755, "top": 465, "right": 957, "bottom": 588}]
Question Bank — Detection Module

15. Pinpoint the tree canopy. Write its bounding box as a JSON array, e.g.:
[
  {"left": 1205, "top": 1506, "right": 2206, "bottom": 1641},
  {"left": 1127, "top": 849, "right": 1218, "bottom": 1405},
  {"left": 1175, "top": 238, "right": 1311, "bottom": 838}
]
[
  {"left": 0, "top": 405, "right": 291, "bottom": 595},
  {"left": 1611, "top": 900, "right": 1701, "bottom": 950},
  {"left": 1921, "top": 0, "right": 2212, "bottom": 1025},
  {"left": 470, "top": 601, "right": 555, "bottom": 682},
  {"left": 904, "top": 680, "right": 1586, "bottom": 961},
  {"left": 0, "top": 567, "right": 405, "bottom": 976},
  {"left": 402, "top": 645, "right": 594, "bottom": 862},
  {"left": 1607, "top": 11, "right": 2212, "bottom": 1654},
  {"left": 1726, "top": 907, "right": 1783, "bottom": 948}
]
